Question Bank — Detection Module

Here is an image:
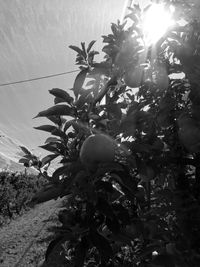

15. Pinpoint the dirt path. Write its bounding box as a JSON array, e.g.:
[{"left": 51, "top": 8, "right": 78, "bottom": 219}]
[{"left": 0, "top": 199, "right": 63, "bottom": 267}]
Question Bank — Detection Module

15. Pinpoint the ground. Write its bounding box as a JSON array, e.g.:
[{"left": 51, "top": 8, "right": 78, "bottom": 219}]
[{"left": 0, "top": 198, "right": 63, "bottom": 267}]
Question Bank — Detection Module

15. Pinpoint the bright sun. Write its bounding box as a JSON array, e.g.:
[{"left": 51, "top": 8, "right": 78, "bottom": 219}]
[{"left": 142, "top": 4, "right": 174, "bottom": 45}]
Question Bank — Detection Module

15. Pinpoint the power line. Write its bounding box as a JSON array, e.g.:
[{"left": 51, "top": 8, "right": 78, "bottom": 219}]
[{"left": 0, "top": 69, "right": 79, "bottom": 87}]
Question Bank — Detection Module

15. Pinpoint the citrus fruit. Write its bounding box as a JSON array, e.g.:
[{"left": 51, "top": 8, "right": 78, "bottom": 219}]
[{"left": 80, "top": 134, "right": 116, "bottom": 169}]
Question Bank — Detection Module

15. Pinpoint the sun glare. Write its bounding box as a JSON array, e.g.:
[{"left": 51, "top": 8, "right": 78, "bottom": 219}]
[{"left": 142, "top": 4, "right": 174, "bottom": 45}]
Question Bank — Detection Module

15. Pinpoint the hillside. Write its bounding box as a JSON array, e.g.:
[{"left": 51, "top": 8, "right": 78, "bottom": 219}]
[{"left": 0, "top": 131, "right": 37, "bottom": 173}]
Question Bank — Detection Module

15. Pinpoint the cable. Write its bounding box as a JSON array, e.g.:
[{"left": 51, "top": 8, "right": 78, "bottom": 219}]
[{"left": 0, "top": 69, "right": 79, "bottom": 87}]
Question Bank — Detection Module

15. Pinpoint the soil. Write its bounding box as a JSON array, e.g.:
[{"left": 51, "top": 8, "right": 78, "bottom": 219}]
[{"left": 0, "top": 198, "right": 63, "bottom": 267}]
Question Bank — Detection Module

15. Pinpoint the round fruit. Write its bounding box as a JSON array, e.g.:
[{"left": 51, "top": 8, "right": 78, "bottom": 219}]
[
  {"left": 80, "top": 134, "right": 116, "bottom": 169},
  {"left": 124, "top": 66, "right": 144, "bottom": 88}
]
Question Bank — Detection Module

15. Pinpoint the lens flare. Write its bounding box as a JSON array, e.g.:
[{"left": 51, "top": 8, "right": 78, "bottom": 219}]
[{"left": 142, "top": 4, "right": 174, "bottom": 45}]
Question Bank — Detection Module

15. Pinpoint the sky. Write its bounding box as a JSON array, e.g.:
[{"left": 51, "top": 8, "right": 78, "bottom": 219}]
[{"left": 0, "top": 0, "right": 126, "bottom": 156}]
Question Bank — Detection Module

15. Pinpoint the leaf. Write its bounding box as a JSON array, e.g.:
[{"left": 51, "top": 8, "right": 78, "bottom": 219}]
[
  {"left": 76, "top": 88, "right": 94, "bottom": 107},
  {"left": 39, "top": 143, "right": 59, "bottom": 153},
  {"left": 34, "top": 105, "right": 73, "bottom": 118},
  {"left": 45, "top": 137, "right": 61, "bottom": 144},
  {"left": 49, "top": 88, "right": 73, "bottom": 104},
  {"left": 86, "top": 79, "right": 95, "bottom": 87},
  {"left": 46, "top": 115, "right": 62, "bottom": 126},
  {"left": 64, "top": 119, "right": 75, "bottom": 132},
  {"left": 54, "top": 97, "right": 67, "bottom": 104},
  {"left": 41, "top": 154, "right": 59, "bottom": 167},
  {"left": 18, "top": 158, "right": 30, "bottom": 164},
  {"left": 23, "top": 154, "right": 36, "bottom": 160},
  {"left": 52, "top": 165, "right": 69, "bottom": 179},
  {"left": 51, "top": 128, "right": 67, "bottom": 138},
  {"left": 90, "top": 230, "right": 113, "bottom": 262},
  {"left": 111, "top": 23, "right": 118, "bottom": 36},
  {"left": 81, "top": 42, "right": 87, "bottom": 58},
  {"left": 34, "top": 125, "right": 57, "bottom": 133},
  {"left": 45, "top": 236, "right": 63, "bottom": 262},
  {"left": 32, "top": 186, "right": 63, "bottom": 204},
  {"left": 73, "top": 69, "right": 88, "bottom": 98},
  {"left": 87, "top": 40, "right": 96, "bottom": 53},
  {"left": 20, "top": 146, "right": 31, "bottom": 155},
  {"left": 69, "top": 45, "right": 85, "bottom": 56},
  {"left": 102, "top": 35, "right": 114, "bottom": 44},
  {"left": 88, "top": 50, "right": 99, "bottom": 58}
]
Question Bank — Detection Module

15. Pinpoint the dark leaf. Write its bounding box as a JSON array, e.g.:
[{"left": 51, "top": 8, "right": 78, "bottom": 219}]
[
  {"left": 64, "top": 119, "right": 75, "bottom": 132},
  {"left": 45, "top": 137, "right": 61, "bottom": 144},
  {"left": 23, "top": 154, "right": 36, "bottom": 160},
  {"left": 34, "top": 125, "right": 57, "bottom": 133},
  {"left": 88, "top": 50, "right": 99, "bottom": 58},
  {"left": 41, "top": 154, "right": 59, "bottom": 167},
  {"left": 39, "top": 143, "right": 59, "bottom": 153},
  {"left": 34, "top": 105, "right": 73, "bottom": 118},
  {"left": 87, "top": 40, "right": 96, "bottom": 53},
  {"left": 45, "top": 233, "right": 74, "bottom": 262},
  {"left": 49, "top": 88, "right": 73, "bottom": 104},
  {"left": 32, "top": 186, "right": 63, "bottom": 204},
  {"left": 51, "top": 128, "right": 67, "bottom": 138},
  {"left": 47, "top": 115, "right": 62, "bottom": 126},
  {"left": 86, "top": 79, "right": 95, "bottom": 87},
  {"left": 69, "top": 45, "right": 85, "bottom": 56},
  {"left": 18, "top": 158, "right": 30, "bottom": 164},
  {"left": 102, "top": 35, "right": 114, "bottom": 44},
  {"left": 45, "top": 236, "right": 64, "bottom": 261},
  {"left": 73, "top": 69, "right": 88, "bottom": 98},
  {"left": 20, "top": 146, "right": 32, "bottom": 155},
  {"left": 111, "top": 23, "right": 118, "bottom": 36},
  {"left": 52, "top": 165, "right": 69, "bottom": 179},
  {"left": 54, "top": 97, "right": 67, "bottom": 104},
  {"left": 81, "top": 42, "right": 87, "bottom": 58}
]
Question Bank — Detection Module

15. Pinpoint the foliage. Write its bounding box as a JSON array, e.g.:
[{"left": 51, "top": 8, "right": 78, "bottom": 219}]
[
  {"left": 21, "top": 1, "right": 200, "bottom": 266},
  {"left": 0, "top": 171, "right": 47, "bottom": 225}
]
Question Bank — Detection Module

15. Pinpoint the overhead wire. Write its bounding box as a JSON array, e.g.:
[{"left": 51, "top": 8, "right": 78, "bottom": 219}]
[
  {"left": 1, "top": 2, "right": 130, "bottom": 88},
  {"left": 0, "top": 69, "right": 79, "bottom": 87}
]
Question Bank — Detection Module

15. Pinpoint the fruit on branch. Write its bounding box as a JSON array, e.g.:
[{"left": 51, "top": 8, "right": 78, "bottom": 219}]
[
  {"left": 124, "top": 66, "right": 144, "bottom": 88},
  {"left": 80, "top": 134, "right": 117, "bottom": 170}
]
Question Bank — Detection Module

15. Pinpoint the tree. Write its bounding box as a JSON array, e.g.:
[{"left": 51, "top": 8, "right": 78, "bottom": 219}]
[{"left": 21, "top": 1, "right": 200, "bottom": 266}]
